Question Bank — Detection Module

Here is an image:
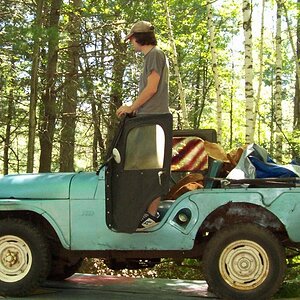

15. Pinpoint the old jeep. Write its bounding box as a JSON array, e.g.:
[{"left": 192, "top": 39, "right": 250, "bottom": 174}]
[{"left": 0, "top": 113, "right": 298, "bottom": 299}]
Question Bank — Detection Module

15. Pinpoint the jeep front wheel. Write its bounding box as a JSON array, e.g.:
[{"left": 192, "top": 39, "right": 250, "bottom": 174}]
[
  {"left": 0, "top": 219, "right": 51, "bottom": 297},
  {"left": 203, "top": 224, "right": 286, "bottom": 300}
]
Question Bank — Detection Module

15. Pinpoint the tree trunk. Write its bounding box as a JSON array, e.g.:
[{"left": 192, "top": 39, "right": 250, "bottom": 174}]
[
  {"left": 27, "top": 0, "right": 44, "bottom": 173},
  {"left": 164, "top": 1, "right": 188, "bottom": 128},
  {"left": 39, "top": 0, "right": 62, "bottom": 172},
  {"left": 243, "top": 0, "right": 255, "bottom": 144},
  {"left": 207, "top": 1, "right": 222, "bottom": 143},
  {"left": 274, "top": 0, "right": 283, "bottom": 162},
  {"left": 59, "top": 0, "right": 81, "bottom": 172},
  {"left": 283, "top": 0, "right": 300, "bottom": 130},
  {"left": 295, "top": 0, "right": 300, "bottom": 131},
  {"left": 91, "top": 100, "right": 105, "bottom": 169},
  {"left": 106, "top": 31, "right": 127, "bottom": 148},
  {"left": 92, "top": 33, "right": 106, "bottom": 168},
  {"left": 254, "top": 0, "right": 265, "bottom": 144},
  {"left": 229, "top": 60, "right": 234, "bottom": 149},
  {"left": 3, "top": 88, "right": 14, "bottom": 175},
  {"left": 193, "top": 61, "right": 211, "bottom": 129},
  {"left": 80, "top": 37, "right": 105, "bottom": 170}
]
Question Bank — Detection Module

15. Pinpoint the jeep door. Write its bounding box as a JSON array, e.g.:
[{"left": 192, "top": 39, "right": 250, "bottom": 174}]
[{"left": 106, "top": 113, "right": 173, "bottom": 233}]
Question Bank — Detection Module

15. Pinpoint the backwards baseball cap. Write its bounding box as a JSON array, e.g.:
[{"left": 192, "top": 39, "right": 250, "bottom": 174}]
[{"left": 124, "top": 21, "right": 155, "bottom": 41}]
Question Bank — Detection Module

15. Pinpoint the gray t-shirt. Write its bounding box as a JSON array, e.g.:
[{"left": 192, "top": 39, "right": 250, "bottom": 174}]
[{"left": 137, "top": 47, "right": 169, "bottom": 114}]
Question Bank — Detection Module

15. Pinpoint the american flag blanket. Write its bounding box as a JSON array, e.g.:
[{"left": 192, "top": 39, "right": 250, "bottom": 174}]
[{"left": 171, "top": 136, "right": 208, "bottom": 172}]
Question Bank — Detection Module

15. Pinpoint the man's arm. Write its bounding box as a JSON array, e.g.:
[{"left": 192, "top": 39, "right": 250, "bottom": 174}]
[{"left": 116, "top": 70, "right": 160, "bottom": 117}]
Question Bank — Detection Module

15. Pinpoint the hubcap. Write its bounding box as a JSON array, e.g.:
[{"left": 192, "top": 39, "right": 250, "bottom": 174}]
[
  {"left": 0, "top": 235, "right": 32, "bottom": 282},
  {"left": 219, "top": 240, "right": 269, "bottom": 290}
]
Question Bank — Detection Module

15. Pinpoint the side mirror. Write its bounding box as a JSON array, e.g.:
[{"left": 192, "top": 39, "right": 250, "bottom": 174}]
[{"left": 112, "top": 148, "right": 121, "bottom": 164}]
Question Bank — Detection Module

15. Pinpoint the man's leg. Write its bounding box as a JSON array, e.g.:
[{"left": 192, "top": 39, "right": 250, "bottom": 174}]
[
  {"left": 147, "top": 197, "right": 161, "bottom": 216},
  {"left": 137, "top": 197, "right": 161, "bottom": 231}
]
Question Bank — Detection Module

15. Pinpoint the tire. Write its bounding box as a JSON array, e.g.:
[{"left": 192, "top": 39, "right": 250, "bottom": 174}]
[
  {"left": 202, "top": 223, "right": 286, "bottom": 300},
  {"left": 0, "top": 218, "right": 51, "bottom": 297},
  {"left": 48, "top": 257, "right": 83, "bottom": 281}
]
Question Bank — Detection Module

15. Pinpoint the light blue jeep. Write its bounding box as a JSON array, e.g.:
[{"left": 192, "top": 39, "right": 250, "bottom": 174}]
[{"left": 0, "top": 114, "right": 298, "bottom": 299}]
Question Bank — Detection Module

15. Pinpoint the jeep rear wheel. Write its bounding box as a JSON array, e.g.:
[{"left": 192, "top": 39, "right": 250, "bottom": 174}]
[
  {"left": 203, "top": 224, "right": 286, "bottom": 300},
  {"left": 0, "top": 219, "right": 51, "bottom": 297}
]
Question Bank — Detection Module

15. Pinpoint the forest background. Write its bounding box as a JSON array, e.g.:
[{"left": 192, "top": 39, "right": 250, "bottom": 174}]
[
  {"left": 1, "top": 0, "right": 300, "bottom": 296},
  {"left": 1, "top": 0, "right": 300, "bottom": 174}
]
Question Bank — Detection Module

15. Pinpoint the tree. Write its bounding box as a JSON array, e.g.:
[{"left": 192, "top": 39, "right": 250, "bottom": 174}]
[
  {"left": 274, "top": 0, "right": 283, "bottom": 162},
  {"left": 283, "top": 0, "right": 300, "bottom": 130},
  {"left": 39, "top": 0, "right": 62, "bottom": 172},
  {"left": 106, "top": 28, "right": 127, "bottom": 148},
  {"left": 243, "top": 0, "right": 255, "bottom": 144},
  {"left": 254, "top": 0, "right": 266, "bottom": 144},
  {"left": 3, "top": 83, "right": 14, "bottom": 175},
  {"left": 59, "top": 0, "right": 82, "bottom": 172},
  {"left": 207, "top": 1, "right": 222, "bottom": 143},
  {"left": 295, "top": 0, "right": 300, "bottom": 131},
  {"left": 80, "top": 47, "right": 105, "bottom": 170},
  {"left": 27, "top": 0, "right": 44, "bottom": 173},
  {"left": 164, "top": 1, "right": 189, "bottom": 129}
]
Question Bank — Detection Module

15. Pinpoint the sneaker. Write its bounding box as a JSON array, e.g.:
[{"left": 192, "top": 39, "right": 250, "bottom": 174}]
[
  {"left": 155, "top": 211, "right": 160, "bottom": 220},
  {"left": 136, "top": 212, "right": 159, "bottom": 231}
]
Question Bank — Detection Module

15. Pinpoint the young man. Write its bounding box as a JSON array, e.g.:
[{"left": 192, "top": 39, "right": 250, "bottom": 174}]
[{"left": 116, "top": 21, "right": 169, "bottom": 230}]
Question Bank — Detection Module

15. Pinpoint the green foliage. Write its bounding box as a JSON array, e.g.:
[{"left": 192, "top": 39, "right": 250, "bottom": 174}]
[
  {"left": 154, "top": 259, "right": 204, "bottom": 280},
  {"left": 275, "top": 281, "right": 300, "bottom": 299},
  {"left": 0, "top": 0, "right": 299, "bottom": 172},
  {"left": 79, "top": 258, "right": 204, "bottom": 280},
  {"left": 274, "top": 251, "right": 300, "bottom": 298}
]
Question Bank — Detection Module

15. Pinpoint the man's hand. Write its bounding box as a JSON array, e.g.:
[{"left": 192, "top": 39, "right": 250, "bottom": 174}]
[{"left": 116, "top": 105, "right": 134, "bottom": 118}]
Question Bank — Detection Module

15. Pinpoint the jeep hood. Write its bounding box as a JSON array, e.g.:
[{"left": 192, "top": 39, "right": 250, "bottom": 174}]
[{"left": 0, "top": 173, "right": 77, "bottom": 199}]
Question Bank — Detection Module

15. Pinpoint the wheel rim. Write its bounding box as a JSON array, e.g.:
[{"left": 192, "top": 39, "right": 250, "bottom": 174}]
[
  {"left": 219, "top": 239, "right": 269, "bottom": 290},
  {"left": 0, "top": 235, "right": 32, "bottom": 282}
]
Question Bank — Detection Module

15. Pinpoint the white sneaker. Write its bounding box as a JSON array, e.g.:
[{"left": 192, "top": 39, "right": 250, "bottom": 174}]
[{"left": 136, "top": 212, "right": 159, "bottom": 231}]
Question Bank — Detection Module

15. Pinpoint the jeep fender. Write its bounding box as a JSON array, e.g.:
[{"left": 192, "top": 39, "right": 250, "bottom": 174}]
[
  {"left": 199, "top": 202, "right": 286, "bottom": 235},
  {"left": 0, "top": 200, "right": 70, "bottom": 249}
]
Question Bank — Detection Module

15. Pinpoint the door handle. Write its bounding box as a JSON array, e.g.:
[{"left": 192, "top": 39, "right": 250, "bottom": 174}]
[{"left": 158, "top": 171, "right": 164, "bottom": 185}]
